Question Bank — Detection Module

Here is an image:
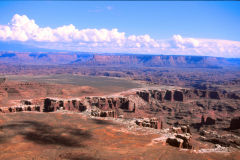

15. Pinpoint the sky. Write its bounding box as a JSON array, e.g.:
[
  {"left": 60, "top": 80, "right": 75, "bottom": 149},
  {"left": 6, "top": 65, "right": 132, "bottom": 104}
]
[{"left": 0, "top": 1, "right": 240, "bottom": 58}]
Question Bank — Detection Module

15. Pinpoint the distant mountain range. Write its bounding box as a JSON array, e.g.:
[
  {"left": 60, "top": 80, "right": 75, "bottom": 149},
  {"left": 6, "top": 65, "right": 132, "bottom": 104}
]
[
  {"left": 0, "top": 51, "right": 240, "bottom": 68},
  {"left": 0, "top": 41, "right": 239, "bottom": 67}
]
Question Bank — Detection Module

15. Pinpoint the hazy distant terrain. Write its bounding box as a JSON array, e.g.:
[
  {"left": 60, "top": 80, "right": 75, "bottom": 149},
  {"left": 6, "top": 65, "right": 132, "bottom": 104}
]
[{"left": 0, "top": 52, "right": 240, "bottom": 67}]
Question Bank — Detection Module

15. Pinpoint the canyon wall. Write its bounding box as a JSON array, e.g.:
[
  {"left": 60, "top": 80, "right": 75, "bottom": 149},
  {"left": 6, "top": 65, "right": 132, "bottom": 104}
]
[{"left": 1, "top": 88, "right": 239, "bottom": 132}]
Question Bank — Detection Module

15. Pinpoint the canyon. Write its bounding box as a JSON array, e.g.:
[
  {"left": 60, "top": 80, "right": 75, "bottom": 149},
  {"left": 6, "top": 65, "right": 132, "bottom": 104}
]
[
  {"left": 0, "top": 53, "right": 240, "bottom": 159},
  {"left": 1, "top": 86, "right": 240, "bottom": 151}
]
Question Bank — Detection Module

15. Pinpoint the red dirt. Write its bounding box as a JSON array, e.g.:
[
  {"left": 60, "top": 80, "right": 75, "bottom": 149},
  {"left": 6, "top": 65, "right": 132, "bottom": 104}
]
[{"left": 0, "top": 112, "right": 239, "bottom": 160}]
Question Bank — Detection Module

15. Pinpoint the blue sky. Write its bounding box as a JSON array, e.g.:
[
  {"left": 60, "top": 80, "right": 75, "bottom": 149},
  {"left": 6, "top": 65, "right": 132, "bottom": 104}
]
[
  {"left": 0, "top": 1, "right": 239, "bottom": 40},
  {"left": 0, "top": 1, "right": 240, "bottom": 57}
]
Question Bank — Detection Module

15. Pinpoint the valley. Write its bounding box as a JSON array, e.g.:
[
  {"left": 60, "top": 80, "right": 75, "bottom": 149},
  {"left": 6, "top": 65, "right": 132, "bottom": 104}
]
[
  {"left": 0, "top": 53, "right": 240, "bottom": 160},
  {"left": 1, "top": 1, "right": 240, "bottom": 159}
]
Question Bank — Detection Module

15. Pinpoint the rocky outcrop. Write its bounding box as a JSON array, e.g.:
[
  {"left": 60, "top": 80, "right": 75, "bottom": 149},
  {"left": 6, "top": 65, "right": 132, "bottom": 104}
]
[
  {"left": 171, "top": 125, "right": 191, "bottom": 134},
  {"left": 135, "top": 118, "right": 161, "bottom": 129},
  {"left": 43, "top": 98, "right": 87, "bottom": 112},
  {"left": 166, "top": 133, "right": 192, "bottom": 149},
  {"left": 136, "top": 89, "right": 231, "bottom": 103},
  {"left": 86, "top": 96, "right": 135, "bottom": 112},
  {"left": 137, "top": 91, "right": 150, "bottom": 102},
  {"left": 91, "top": 110, "right": 117, "bottom": 118},
  {"left": 0, "top": 105, "right": 40, "bottom": 113},
  {"left": 176, "top": 133, "right": 193, "bottom": 149},
  {"left": 138, "top": 90, "right": 184, "bottom": 102},
  {"left": 167, "top": 125, "right": 193, "bottom": 149},
  {"left": 43, "top": 98, "right": 56, "bottom": 112},
  {"left": 166, "top": 137, "right": 184, "bottom": 148},
  {"left": 200, "top": 129, "right": 240, "bottom": 147},
  {"left": 1, "top": 87, "right": 240, "bottom": 149},
  {"left": 149, "top": 90, "right": 163, "bottom": 101}
]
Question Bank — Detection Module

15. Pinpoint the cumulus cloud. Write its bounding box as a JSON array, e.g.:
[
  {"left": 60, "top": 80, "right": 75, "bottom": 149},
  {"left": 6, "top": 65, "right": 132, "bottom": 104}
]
[
  {"left": 0, "top": 14, "right": 240, "bottom": 58},
  {"left": 171, "top": 34, "right": 200, "bottom": 49}
]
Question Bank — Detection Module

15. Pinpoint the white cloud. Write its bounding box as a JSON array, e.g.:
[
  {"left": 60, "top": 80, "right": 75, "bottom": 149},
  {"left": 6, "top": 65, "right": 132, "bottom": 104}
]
[
  {"left": 171, "top": 34, "right": 200, "bottom": 49},
  {"left": 0, "top": 14, "right": 240, "bottom": 58}
]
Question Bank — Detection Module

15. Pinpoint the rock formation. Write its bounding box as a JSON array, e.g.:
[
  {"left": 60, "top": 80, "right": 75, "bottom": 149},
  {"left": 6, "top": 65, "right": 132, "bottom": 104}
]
[
  {"left": 200, "top": 129, "right": 240, "bottom": 148},
  {"left": 167, "top": 125, "right": 193, "bottom": 149},
  {"left": 175, "top": 133, "right": 192, "bottom": 149},
  {"left": 166, "top": 137, "right": 184, "bottom": 148},
  {"left": 135, "top": 118, "right": 161, "bottom": 129},
  {"left": 171, "top": 125, "right": 191, "bottom": 134},
  {"left": 91, "top": 110, "right": 117, "bottom": 118},
  {"left": 1, "top": 87, "right": 240, "bottom": 150}
]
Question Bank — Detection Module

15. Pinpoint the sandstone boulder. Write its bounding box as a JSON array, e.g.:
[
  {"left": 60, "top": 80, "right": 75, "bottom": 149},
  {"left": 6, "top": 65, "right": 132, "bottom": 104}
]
[
  {"left": 167, "top": 133, "right": 192, "bottom": 149},
  {"left": 166, "top": 137, "right": 183, "bottom": 148},
  {"left": 135, "top": 118, "right": 161, "bottom": 129},
  {"left": 176, "top": 133, "right": 192, "bottom": 149}
]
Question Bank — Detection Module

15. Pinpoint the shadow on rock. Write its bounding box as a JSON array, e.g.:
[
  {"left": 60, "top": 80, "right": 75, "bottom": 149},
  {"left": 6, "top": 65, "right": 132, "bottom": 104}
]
[
  {"left": 191, "top": 122, "right": 202, "bottom": 131},
  {"left": 0, "top": 120, "right": 92, "bottom": 147},
  {"left": 59, "top": 153, "right": 102, "bottom": 160},
  {"left": 91, "top": 119, "right": 116, "bottom": 125}
]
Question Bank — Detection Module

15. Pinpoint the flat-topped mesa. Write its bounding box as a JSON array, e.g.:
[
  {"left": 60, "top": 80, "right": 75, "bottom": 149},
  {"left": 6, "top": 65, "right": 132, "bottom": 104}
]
[
  {"left": 1, "top": 88, "right": 239, "bottom": 114},
  {"left": 43, "top": 98, "right": 87, "bottom": 112},
  {"left": 85, "top": 96, "right": 135, "bottom": 112},
  {"left": 41, "top": 96, "right": 136, "bottom": 118},
  {"left": 136, "top": 89, "right": 239, "bottom": 103},
  {"left": 137, "top": 89, "right": 187, "bottom": 102},
  {"left": 0, "top": 99, "right": 40, "bottom": 113},
  {"left": 0, "top": 105, "right": 40, "bottom": 113}
]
